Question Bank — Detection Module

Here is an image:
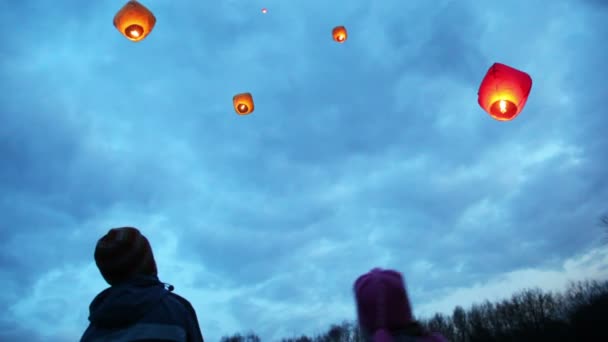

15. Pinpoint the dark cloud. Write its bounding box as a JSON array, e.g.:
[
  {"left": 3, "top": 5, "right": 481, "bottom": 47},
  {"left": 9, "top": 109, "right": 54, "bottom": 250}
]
[{"left": 583, "top": 0, "right": 608, "bottom": 9}]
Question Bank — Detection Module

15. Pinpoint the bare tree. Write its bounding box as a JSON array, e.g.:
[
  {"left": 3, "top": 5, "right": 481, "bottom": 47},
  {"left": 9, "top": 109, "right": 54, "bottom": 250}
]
[
  {"left": 452, "top": 306, "right": 468, "bottom": 342},
  {"left": 244, "top": 333, "right": 261, "bottom": 342},
  {"left": 326, "top": 323, "right": 348, "bottom": 342},
  {"left": 426, "top": 313, "right": 455, "bottom": 341},
  {"left": 220, "top": 333, "right": 244, "bottom": 342},
  {"left": 282, "top": 336, "right": 314, "bottom": 342},
  {"left": 467, "top": 304, "right": 493, "bottom": 341},
  {"left": 221, "top": 332, "right": 260, "bottom": 342}
]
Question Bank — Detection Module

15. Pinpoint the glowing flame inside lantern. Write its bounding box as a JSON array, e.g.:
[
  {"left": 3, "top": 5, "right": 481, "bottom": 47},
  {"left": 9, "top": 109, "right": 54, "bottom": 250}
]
[
  {"left": 489, "top": 99, "right": 517, "bottom": 119},
  {"left": 233, "top": 92, "right": 254, "bottom": 115},
  {"left": 237, "top": 104, "right": 249, "bottom": 114},
  {"left": 332, "top": 26, "right": 347, "bottom": 43},
  {"left": 125, "top": 24, "right": 144, "bottom": 39}
]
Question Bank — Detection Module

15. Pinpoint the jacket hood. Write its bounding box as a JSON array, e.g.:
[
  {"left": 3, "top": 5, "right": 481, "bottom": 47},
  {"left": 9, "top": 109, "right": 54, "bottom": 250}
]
[{"left": 88, "top": 275, "right": 169, "bottom": 328}]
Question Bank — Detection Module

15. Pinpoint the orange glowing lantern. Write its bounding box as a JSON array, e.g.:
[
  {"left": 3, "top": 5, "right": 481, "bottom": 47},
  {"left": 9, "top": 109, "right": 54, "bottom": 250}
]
[
  {"left": 332, "top": 26, "right": 347, "bottom": 43},
  {"left": 233, "top": 93, "right": 254, "bottom": 115},
  {"left": 478, "top": 62, "right": 533, "bottom": 121},
  {"left": 113, "top": 0, "right": 156, "bottom": 42}
]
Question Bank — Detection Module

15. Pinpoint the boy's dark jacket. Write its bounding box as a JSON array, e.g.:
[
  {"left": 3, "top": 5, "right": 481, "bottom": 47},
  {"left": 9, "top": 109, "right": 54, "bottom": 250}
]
[{"left": 80, "top": 275, "right": 204, "bottom": 342}]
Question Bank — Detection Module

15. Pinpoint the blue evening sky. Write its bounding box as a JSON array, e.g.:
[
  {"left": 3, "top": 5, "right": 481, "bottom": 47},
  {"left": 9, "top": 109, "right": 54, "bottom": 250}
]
[{"left": 1, "top": 0, "right": 607, "bottom": 341}]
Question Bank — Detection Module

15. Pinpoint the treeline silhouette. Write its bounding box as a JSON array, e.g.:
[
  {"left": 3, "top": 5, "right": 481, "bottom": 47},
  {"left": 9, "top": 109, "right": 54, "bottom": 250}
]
[{"left": 220, "top": 279, "right": 608, "bottom": 342}]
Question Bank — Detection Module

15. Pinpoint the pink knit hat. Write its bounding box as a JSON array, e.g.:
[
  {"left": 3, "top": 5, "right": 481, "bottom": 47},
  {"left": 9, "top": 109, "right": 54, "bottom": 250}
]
[{"left": 354, "top": 268, "right": 414, "bottom": 341}]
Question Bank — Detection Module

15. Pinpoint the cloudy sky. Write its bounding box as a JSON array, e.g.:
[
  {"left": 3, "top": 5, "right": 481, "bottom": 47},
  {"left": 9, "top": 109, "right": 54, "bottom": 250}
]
[{"left": 1, "top": 0, "right": 607, "bottom": 341}]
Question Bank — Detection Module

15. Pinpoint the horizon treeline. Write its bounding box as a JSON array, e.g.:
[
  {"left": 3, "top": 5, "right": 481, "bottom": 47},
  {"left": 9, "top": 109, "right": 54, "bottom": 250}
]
[{"left": 220, "top": 278, "right": 608, "bottom": 342}]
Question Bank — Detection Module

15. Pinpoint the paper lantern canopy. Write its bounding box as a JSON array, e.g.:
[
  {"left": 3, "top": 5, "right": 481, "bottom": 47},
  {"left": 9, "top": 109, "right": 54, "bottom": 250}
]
[
  {"left": 114, "top": 0, "right": 156, "bottom": 42},
  {"left": 477, "top": 62, "right": 533, "bottom": 121},
  {"left": 233, "top": 93, "right": 254, "bottom": 115},
  {"left": 332, "top": 26, "right": 347, "bottom": 43}
]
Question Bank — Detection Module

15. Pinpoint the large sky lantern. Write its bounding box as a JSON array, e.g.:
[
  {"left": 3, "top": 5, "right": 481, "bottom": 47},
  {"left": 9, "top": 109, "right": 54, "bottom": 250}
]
[
  {"left": 233, "top": 93, "right": 255, "bottom": 115},
  {"left": 113, "top": 0, "right": 156, "bottom": 42},
  {"left": 332, "top": 26, "right": 347, "bottom": 43},
  {"left": 478, "top": 62, "right": 533, "bottom": 121}
]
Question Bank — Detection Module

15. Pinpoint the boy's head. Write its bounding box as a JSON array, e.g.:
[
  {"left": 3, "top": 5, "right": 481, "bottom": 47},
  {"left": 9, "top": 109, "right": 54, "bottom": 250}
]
[{"left": 94, "top": 227, "right": 157, "bottom": 285}]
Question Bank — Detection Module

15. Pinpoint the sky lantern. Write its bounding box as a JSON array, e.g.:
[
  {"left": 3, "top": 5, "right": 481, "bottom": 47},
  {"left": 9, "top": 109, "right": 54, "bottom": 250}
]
[
  {"left": 332, "top": 26, "right": 347, "bottom": 43},
  {"left": 113, "top": 0, "right": 156, "bottom": 42},
  {"left": 477, "top": 62, "right": 533, "bottom": 121},
  {"left": 233, "top": 93, "right": 254, "bottom": 115}
]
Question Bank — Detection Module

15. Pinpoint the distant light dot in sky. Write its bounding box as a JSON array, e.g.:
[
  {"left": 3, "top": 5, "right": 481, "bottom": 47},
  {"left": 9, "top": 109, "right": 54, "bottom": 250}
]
[{"left": 261, "top": 8, "right": 267, "bottom": 14}]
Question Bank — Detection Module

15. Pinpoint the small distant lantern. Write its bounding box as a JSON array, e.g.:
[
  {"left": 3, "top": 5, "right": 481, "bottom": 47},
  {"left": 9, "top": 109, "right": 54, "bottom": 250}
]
[
  {"left": 114, "top": 0, "right": 156, "bottom": 42},
  {"left": 478, "top": 62, "right": 533, "bottom": 121},
  {"left": 332, "top": 26, "right": 347, "bottom": 43},
  {"left": 261, "top": 8, "right": 268, "bottom": 14},
  {"left": 233, "top": 93, "right": 254, "bottom": 115}
]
